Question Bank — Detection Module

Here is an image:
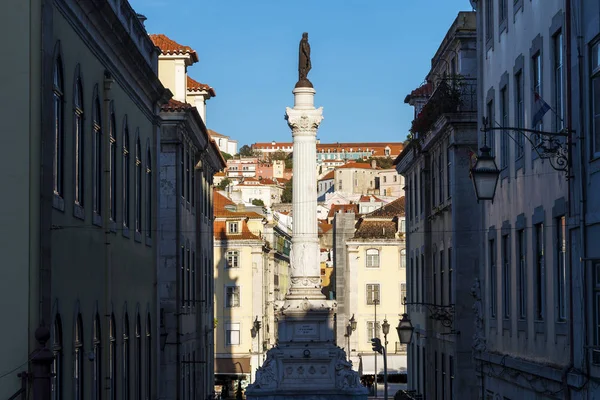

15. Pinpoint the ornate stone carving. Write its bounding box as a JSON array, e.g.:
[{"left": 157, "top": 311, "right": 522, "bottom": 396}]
[
  {"left": 471, "top": 277, "right": 486, "bottom": 353},
  {"left": 334, "top": 350, "right": 362, "bottom": 390},
  {"left": 285, "top": 108, "right": 324, "bottom": 135},
  {"left": 250, "top": 351, "right": 278, "bottom": 389}
]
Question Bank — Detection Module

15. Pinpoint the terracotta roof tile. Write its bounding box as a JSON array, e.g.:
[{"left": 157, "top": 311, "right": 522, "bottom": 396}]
[
  {"left": 365, "top": 196, "right": 405, "bottom": 218},
  {"left": 161, "top": 99, "right": 192, "bottom": 112},
  {"left": 187, "top": 76, "right": 216, "bottom": 97},
  {"left": 404, "top": 82, "right": 433, "bottom": 103},
  {"left": 149, "top": 34, "right": 199, "bottom": 62},
  {"left": 354, "top": 220, "right": 398, "bottom": 239},
  {"left": 214, "top": 221, "right": 261, "bottom": 240},
  {"left": 327, "top": 204, "right": 359, "bottom": 219},
  {"left": 319, "top": 171, "right": 335, "bottom": 181},
  {"left": 335, "top": 162, "right": 377, "bottom": 170}
]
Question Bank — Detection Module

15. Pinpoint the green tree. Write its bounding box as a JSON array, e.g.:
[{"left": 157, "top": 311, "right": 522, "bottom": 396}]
[
  {"left": 281, "top": 178, "right": 293, "bottom": 203},
  {"left": 221, "top": 151, "right": 233, "bottom": 161},
  {"left": 238, "top": 144, "right": 253, "bottom": 157},
  {"left": 216, "top": 177, "right": 231, "bottom": 190},
  {"left": 238, "top": 144, "right": 261, "bottom": 158},
  {"left": 251, "top": 198, "right": 265, "bottom": 206},
  {"left": 270, "top": 150, "right": 288, "bottom": 160}
]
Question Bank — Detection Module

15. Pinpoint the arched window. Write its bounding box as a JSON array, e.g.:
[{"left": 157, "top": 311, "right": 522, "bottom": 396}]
[
  {"left": 190, "top": 150, "right": 195, "bottom": 206},
  {"left": 146, "top": 313, "right": 152, "bottom": 400},
  {"left": 74, "top": 71, "right": 84, "bottom": 208},
  {"left": 109, "top": 103, "right": 117, "bottom": 222},
  {"left": 92, "top": 88, "right": 102, "bottom": 218},
  {"left": 74, "top": 313, "right": 84, "bottom": 400},
  {"left": 51, "top": 314, "right": 63, "bottom": 400},
  {"left": 123, "top": 313, "right": 130, "bottom": 400},
  {"left": 146, "top": 143, "right": 152, "bottom": 238},
  {"left": 109, "top": 314, "right": 117, "bottom": 400},
  {"left": 93, "top": 313, "right": 102, "bottom": 400},
  {"left": 135, "top": 313, "right": 142, "bottom": 400},
  {"left": 366, "top": 249, "right": 380, "bottom": 268},
  {"left": 122, "top": 120, "right": 130, "bottom": 229},
  {"left": 135, "top": 135, "right": 142, "bottom": 234},
  {"left": 53, "top": 51, "right": 64, "bottom": 198}
]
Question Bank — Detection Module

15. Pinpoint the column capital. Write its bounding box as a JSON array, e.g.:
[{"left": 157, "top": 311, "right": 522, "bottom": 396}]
[{"left": 285, "top": 107, "right": 324, "bottom": 137}]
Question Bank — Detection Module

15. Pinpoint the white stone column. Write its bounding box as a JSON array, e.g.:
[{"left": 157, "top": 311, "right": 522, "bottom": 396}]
[{"left": 285, "top": 87, "right": 324, "bottom": 299}]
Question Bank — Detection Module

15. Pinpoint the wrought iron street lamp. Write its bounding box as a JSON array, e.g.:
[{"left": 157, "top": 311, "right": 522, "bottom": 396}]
[
  {"left": 471, "top": 116, "right": 571, "bottom": 202},
  {"left": 381, "top": 319, "right": 391, "bottom": 400},
  {"left": 350, "top": 314, "right": 357, "bottom": 332},
  {"left": 470, "top": 143, "right": 500, "bottom": 202},
  {"left": 396, "top": 314, "right": 414, "bottom": 345}
]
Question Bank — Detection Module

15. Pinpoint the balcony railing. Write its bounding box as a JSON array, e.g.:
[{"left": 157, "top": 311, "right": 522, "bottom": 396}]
[{"left": 409, "top": 76, "right": 477, "bottom": 139}]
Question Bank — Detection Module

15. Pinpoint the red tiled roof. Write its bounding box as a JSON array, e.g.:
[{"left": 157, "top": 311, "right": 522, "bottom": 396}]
[
  {"left": 404, "top": 82, "right": 433, "bottom": 103},
  {"left": 359, "top": 195, "right": 384, "bottom": 203},
  {"left": 354, "top": 220, "right": 398, "bottom": 239},
  {"left": 214, "top": 190, "right": 236, "bottom": 209},
  {"left": 319, "top": 221, "right": 333, "bottom": 234},
  {"left": 187, "top": 76, "right": 216, "bottom": 97},
  {"left": 327, "top": 204, "right": 359, "bottom": 219},
  {"left": 214, "top": 221, "right": 261, "bottom": 240},
  {"left": 149, "top": 34, "right": 199, "bottom": 62},
  {"left": 161, "top": 99, "right": 192, "bottom": 112},
  {"left": 365, "top": 196, "right": 405, "bottom": 218},
  {"left": 319, "top": 171, "right": 335, "bottom": 181},
  {"left": 335, "top": 163, "right": 377, "bottom": 170}
]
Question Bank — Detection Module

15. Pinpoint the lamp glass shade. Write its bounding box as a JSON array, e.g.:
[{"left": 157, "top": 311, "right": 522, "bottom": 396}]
[
  {"left": 470, "top": 145, "right": 500, "bottom": 201},
  {"left": 396, "top": 313, "right": 414, "bottom": 345},
  {"left": 382, "top": 319, "right": 390, "bottom": 335},
  {"left": 350, "top": 314, "right": 357, "bottom": 332},
  {"left": 251, "top": 327, "right": 257, "bottom": 339}
]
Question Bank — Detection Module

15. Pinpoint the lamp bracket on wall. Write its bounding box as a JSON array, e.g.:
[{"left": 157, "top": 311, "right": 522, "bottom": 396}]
[
  {"left": 480, "top": 117, "right": 571, "bottom": 174},
  {"left": 402, "top": 297, "right": 455, "bottom": 328}
]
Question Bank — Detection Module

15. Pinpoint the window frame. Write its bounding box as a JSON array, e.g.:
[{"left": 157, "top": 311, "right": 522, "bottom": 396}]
[
  {"left": 517, "top": 229, "right": 527, "bottom": 319},
  {"left": 490, "top": 239, "right": 497, "bottom": 318},
  {"left": 74, "top": 73, "right": 85, "bottom": 210},
  {"left": 366, "top": 248, "right": 380, "bottom": 268},
  {"left": 556, "top": 216, "right": 567, "bottom": 321},
  {"left": 500, "top": 87, "right": 510, "bottom": 168},
  {"left": 534, "top": 223, "right": 546, "bottom": 321},
  {"left": 226, "top": 286, "right": 241, "bottom": 308},
  {"left": 109, "top": 103, "right": 117, "bottom": 223},
  {"left": 226, "top": 250, "right": 240, "bottom": 268},
  {"left": 228, "top": 221, "right": 239, "bottom": 234},
  {"left": 135, "top": 135, "right": 142, "bottom": 235},
  {"left": 592, "top": 41, "right": 600, "bottom": 157},
  {"left": 53, "top": 53, "right": 64, "bottom": 200},
  {"left": 51, "top": 315, "right": 63, "bottom": 400},
  {"left": 225, "top": 323, "right": 241, "bottom": 345},
  {"left": 515, "top": 70, "right": 525, "bottom": 159},
  {"left": 502, "top": 234, "right": 511, "bottom": 319},
  {"left": 122, "top": 121, "right": 130, "bottom": 230},
  {"left": 554, "top": 30, "right": 564, "bottom": 131},
  {"left": 366, "top": 283, "right": 381, "bottom": 305},
  {"left": 146, "top": 142, "right": 152, "bottom": 238}
]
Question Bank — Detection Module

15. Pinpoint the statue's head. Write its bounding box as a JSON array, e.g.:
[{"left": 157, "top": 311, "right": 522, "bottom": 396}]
[{"left": 302, "top": 32, "right": 308, "bottom": 39}]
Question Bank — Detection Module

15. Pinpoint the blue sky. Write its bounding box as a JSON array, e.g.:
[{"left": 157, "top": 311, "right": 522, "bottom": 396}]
[{"left": 129, "top": 0, "right": 472, "bottom": 149}]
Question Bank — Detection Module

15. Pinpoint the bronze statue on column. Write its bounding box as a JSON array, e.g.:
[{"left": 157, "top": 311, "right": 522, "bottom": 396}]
[{"left": 296, "top": 32, "right": 313, "bottom": 88}]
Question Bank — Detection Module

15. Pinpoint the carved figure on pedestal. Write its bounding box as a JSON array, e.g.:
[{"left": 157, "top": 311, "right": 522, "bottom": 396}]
[
  {"left": 335, "top": 350, "right": 361, "bottom": 389},
  {"left": 296, "top": 32, "right": 312, "bottom": 88},
  {"left": 251, "top": 352, "right": 278, "bottom": 389}
]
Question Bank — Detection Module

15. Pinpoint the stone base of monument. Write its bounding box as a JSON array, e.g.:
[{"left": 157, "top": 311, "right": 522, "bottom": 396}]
[{"left": 245, "top": 298, "right": 368, "bottom": 400}]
